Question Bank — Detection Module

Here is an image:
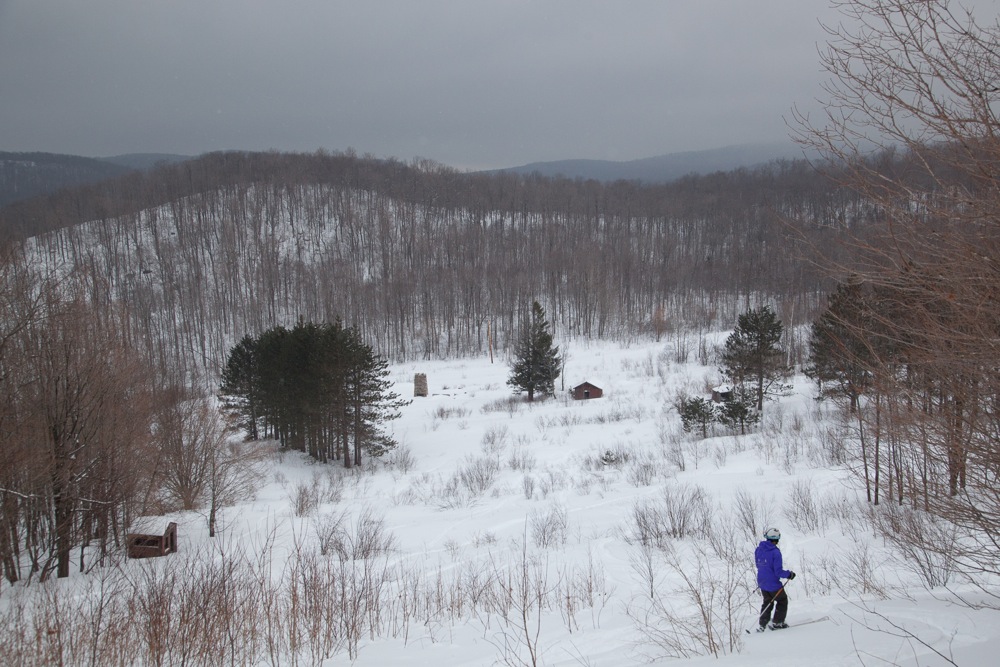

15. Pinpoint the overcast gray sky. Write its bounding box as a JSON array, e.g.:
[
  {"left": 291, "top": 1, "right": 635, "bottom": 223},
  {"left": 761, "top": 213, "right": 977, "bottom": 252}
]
[{"left": 0, "top": 1, "right": 956, "bottom": 170}]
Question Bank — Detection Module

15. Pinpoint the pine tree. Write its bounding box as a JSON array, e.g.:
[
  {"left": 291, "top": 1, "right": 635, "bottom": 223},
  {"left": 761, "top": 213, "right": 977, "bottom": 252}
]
[
  {"left": 508, "top": 301, "right": 561, "bottom": 402},
  {"left": 253, "top": 325, "right": 292, "bottom": 445},
  {"left": 715, "top": 390, "right": 760, "bottom": 435},
  {"left": 344, "top": 328, "right": 408, "bottom": 466},
  {"left": 720, "top": 305, "right": 789, "bottom": 411},
  {"left": 805, "top": 280, "right": 875, "bottom": 413},
  {"left": 678, "top": 395, "right": 715, "bottom": 439},
  {"left": 219, "top": 334, "right": 261, "bottom": 441}
]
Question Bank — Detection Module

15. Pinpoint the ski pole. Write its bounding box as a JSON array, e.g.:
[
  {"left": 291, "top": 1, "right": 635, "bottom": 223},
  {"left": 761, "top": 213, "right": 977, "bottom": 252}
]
[
  {"left": 760, "top": 578, "right": 788, "bottom": 617},
  {"left": 747, "top": 578, "right": 791, "bottom": 634}
]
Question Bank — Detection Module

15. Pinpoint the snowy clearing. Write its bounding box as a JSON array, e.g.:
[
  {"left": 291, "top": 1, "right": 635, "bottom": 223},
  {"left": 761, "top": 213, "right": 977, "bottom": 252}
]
[{"left": 4, "top": 337, "right": 999, "bottom": 666}]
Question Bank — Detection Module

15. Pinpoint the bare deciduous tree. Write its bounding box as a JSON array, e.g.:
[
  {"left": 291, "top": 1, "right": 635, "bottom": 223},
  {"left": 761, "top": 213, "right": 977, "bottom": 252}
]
[
  {"left": 796, "top": 0, "right": 1000, "bottom": 581},
  {"left": 155, "top": 388, "right": 215, "bottom": 512},
  {"left": 1, "top": 291, "right": 155, "bottom": 580},
  {"left": 154, "top": 389, "right": 267, "bottom": 536}
]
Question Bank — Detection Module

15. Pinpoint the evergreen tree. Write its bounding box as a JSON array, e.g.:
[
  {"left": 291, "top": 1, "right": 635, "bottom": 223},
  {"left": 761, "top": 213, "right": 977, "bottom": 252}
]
[
  {"left": 805, "top": 280, "right": 875, "bottom": 413},
  {"left": 720, "top": 305, "right": 789, "bottom": 411},
  {"left": 219, "top": 334, "right": 260, "bottom": 440},
  {"left": 344, "top": 328, "right": 409, "bottom": 467},
  {"left": 715, "top": 390, "right": 760, "bottom": 435},
  {"left": 678, "top": 395, "right": 715, "bottom": 439},
  {"left": 253, "top": 325, "right": 292, "bottom": 444},
  {"left": 508, "top": 301, "right": 561, "bottom": 402}
]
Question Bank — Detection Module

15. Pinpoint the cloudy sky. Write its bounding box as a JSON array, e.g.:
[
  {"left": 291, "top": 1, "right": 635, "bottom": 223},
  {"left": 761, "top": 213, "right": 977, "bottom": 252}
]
[{"left": 0, "top": 1, "right": 979, "bottom": 170}]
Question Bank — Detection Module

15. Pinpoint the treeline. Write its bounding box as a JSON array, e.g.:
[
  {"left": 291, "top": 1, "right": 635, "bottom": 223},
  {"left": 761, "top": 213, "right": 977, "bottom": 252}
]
[
  {"left": 220, "top": 320, "right": 406, "bottom": 468},
  {"left": 807, "top": 265, "right": 1000, "bottom": 578},
  {"left": 809, "top": 268, "right": 1000, "bottom": 508},
  {"left": 0, "top": 266, "right": 153, "bottom": 582},
  {"left": 11, "top": 150, "right": 864, "bottom": 379},
  {"left": 0, "top": 254, "right": 277, "bottom": 582}
]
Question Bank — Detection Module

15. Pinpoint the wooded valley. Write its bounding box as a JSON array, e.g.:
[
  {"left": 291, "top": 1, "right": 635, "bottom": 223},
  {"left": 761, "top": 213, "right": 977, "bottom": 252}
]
[
  {"left": 3, "top": 2, "right": 1000, "bottom": 663},
  {"left": 0, "top": 150, "right": 860, "bottom": 583}
]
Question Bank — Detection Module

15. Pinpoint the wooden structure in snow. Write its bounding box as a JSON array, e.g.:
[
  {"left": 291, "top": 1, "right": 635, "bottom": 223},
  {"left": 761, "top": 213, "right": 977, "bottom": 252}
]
[
  {"left": 571, "top": 382, "right": 603, "bottom": 400},
  {"left": 127, "top": 522, "right": 178, "bottom": 559},
  {"left": 712, "top": 384, "right": 733, "bottom": 402}
]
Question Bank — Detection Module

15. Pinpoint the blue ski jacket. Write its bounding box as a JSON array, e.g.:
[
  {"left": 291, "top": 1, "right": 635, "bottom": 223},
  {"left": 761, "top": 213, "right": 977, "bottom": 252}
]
[{"left": 755, "top": 540, "right": 791, "bottom": 591}]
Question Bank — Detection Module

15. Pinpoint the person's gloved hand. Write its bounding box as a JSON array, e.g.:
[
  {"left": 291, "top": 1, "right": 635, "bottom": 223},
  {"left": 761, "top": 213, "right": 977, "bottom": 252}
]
[{"left": 787, "top": 571, "right": 796, "bottom": 580}]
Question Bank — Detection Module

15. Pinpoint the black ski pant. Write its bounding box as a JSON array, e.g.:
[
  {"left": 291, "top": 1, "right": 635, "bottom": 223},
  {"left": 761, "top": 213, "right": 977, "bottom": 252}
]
[{"left": 758, "top": 588, "right": 788, "bottom": 626}]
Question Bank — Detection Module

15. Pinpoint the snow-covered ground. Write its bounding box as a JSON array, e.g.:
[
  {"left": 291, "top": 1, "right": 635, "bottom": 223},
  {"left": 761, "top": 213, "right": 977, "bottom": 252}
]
[{"left": 6, "top": 337, "right": 1000, "bottom": 665}]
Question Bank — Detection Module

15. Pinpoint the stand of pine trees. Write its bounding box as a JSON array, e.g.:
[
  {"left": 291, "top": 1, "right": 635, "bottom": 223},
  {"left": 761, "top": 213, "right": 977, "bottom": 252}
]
[{"left": 220, "top": 320, "right": 407, "bottom": 468}]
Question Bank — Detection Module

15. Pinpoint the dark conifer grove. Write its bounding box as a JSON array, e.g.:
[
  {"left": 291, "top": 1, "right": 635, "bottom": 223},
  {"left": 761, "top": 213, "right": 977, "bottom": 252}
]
[{"left": 220, "top": 320, "right": 406, "bottom": 468}]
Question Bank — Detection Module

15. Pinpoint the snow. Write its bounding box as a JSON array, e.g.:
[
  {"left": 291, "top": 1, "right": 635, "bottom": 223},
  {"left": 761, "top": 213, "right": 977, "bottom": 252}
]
[{"left": 5, "top": 336, "right": 1000, "bottom": 665}]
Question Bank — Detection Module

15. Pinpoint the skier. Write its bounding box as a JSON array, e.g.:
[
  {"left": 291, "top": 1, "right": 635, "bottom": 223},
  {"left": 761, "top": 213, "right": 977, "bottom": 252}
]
[{"left": 755, "top": 527, "right": 796, "bottom": 631}]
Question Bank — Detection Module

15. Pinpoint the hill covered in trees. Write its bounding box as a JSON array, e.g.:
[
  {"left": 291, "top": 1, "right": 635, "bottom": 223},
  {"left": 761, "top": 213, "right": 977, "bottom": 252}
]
[{"left": 7, "top": 149, "right": 864, "bottom": 381}]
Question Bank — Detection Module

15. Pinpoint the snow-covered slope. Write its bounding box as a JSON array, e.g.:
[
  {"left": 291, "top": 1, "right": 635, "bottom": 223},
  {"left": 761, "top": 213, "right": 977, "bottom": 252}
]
[{"left": 4, "top": 338, "right": 998, "bottom": 665}]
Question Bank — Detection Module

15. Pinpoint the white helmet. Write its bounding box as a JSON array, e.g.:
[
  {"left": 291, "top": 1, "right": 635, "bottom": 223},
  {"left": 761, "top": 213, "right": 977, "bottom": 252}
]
[{"left": 764, "top": 527, "right": 781, "bottom": 542}]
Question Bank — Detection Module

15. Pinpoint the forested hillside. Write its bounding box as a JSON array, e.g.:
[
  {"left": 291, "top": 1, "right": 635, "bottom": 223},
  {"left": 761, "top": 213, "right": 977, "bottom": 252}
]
[
  {"left": 0, "top": 152, "right": 133, "bottom": 209},
  {"left": 10, "top": 150, "right": 861, "bottom": 380}
]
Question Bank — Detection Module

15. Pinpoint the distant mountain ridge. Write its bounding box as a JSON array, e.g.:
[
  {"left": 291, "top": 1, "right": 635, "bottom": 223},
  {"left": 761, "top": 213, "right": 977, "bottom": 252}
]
[
  {"left": 496, "top": 142, "right": 810, "bottom": 183},
  {"left": 0, "top": 151, "right": 192, "bottom": 210},
  {"left": 0, "top": 145, "right": 802, "bottom": 212},
  {"left": 100, "top": 153, "right": 193, "bottom": 170},
  {"left": 0, "top": 152, "right": 132, "bottom": 209}
]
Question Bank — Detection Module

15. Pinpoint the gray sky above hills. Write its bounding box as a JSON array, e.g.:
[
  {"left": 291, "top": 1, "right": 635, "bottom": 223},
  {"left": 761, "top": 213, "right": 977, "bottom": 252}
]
[{"left": 1, "top": 1, "right": 995, "bottom": 171}]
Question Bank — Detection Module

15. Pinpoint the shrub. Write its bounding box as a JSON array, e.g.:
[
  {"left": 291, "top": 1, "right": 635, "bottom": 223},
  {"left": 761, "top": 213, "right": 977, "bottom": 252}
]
[
  {"left": 627, "top": 483, "right": 712, "bottom": 547},
  {"left": 626, "top": 454, "right": 659, "bottom": 487},
  {"left": 599, "top": 445, "right": 631, "bottom": 469},
  {"left": 786, "top": 479, "right": 826, "bottom": 534},
  {"left": 508, "top": 446, "right": 537, "bottom": 471},
  {"left": 870, "top": 503, "right": 957, "bottom": 589},
  {"left": 326, "top": 508, "right": 398, "bottom": 562},
  {"left": 458, "top": 455, "right": 501, "bottom": 496},
  {"left": 530, "top": 503, "right": 569, "bottom": 548}
]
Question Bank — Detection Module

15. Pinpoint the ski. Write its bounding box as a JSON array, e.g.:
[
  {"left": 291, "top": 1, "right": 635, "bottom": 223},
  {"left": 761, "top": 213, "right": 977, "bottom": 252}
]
[
  {"left": 791, "top": 615, "right": 830, "bottom": 627},
  {"left": 745, "top": 616, "right": 830, "bottom": 634}
]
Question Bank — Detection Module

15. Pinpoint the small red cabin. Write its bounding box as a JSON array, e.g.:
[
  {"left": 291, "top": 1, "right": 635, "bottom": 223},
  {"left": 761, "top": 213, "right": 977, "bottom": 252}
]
[{"left": 572, "top": 382, "right": 603, "bottom": 400}]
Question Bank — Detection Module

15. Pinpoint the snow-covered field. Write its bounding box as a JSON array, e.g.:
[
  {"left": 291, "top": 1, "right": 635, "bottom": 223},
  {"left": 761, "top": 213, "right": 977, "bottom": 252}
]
[{"left": 6, "top": 337, "right": 1000, "bottom": 666}]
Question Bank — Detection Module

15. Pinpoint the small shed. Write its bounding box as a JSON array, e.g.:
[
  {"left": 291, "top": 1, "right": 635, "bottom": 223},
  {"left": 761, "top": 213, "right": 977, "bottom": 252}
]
[
  {"left": 572, "top": 382, "right": 604, "bottom": 400},
  {"left": 712, "top": 384, "right": 733, "bottom": 403},
  {"left": 127, "top": 522, "right": 178, "bottom": 559}
]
